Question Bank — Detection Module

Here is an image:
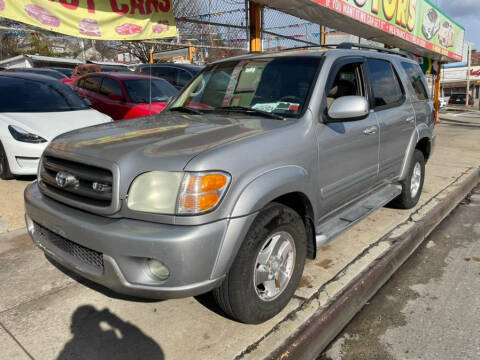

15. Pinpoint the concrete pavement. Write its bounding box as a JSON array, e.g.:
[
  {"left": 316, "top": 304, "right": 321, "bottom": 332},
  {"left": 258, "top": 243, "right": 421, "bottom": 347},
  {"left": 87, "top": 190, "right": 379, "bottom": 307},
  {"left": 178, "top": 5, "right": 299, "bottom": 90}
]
[
  {"left": 0, "top": 115, "right": 479, "bottom": 359},
  {"left": 321, "top": 185, "right": 480, "bottom": 360}
]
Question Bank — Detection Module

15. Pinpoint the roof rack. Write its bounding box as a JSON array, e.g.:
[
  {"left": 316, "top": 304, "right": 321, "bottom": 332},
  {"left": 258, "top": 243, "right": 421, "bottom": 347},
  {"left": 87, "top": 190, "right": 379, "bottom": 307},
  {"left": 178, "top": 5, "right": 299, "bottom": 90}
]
[{"left": 337, "top": 42, "right": 414, "bottom": 59}]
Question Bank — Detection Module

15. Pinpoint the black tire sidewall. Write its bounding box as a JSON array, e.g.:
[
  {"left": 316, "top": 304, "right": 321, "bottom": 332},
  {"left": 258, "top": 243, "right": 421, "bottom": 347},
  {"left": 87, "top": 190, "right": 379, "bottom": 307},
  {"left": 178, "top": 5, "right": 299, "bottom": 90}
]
[
  {"left": 0, "top": 141, "right": 13, "bottom": 180},
  {"left": 225, "top": 204, "right": 307, "bottom": 324}
]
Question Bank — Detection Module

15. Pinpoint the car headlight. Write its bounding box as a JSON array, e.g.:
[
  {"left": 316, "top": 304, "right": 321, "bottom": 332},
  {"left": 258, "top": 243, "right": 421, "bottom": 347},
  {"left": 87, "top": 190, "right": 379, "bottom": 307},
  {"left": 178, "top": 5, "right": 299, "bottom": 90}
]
[
  {"left": 8, "top": 125, "right": 47, "bottom": 143},
  {"left": 127, "top": 171, "right": 231, "bottom": 215}
]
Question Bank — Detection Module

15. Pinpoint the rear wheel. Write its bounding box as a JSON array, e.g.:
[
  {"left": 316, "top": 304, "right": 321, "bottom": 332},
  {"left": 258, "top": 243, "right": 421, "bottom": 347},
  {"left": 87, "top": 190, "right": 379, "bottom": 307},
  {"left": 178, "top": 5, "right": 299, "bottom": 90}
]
[
  {"left": 213, "top": 203, "right": 307, "bottom": 324},
  {"left": 0, "top": 142, "right": 14, "bottom": 180},
  {"left": 390, "top": 149, "right": 425, "bottom": 209}
]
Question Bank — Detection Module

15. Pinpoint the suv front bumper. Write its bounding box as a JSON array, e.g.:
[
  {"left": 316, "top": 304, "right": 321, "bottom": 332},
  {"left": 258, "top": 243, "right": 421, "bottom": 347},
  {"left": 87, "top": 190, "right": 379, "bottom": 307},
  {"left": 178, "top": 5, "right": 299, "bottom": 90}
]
[{"left": 25, "top": 182, "right": 255, "bottom": 299}]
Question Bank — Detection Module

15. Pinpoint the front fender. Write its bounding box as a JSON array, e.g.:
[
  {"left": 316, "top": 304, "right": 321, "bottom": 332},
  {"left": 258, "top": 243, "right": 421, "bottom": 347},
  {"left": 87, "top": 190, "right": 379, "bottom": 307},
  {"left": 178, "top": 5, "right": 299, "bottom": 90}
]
[
  {"left": 210, "top": 166, "right": 315, "bottom": 279},
  {"left": 231, "top": 165, "right": 313, "bottom": 217},
  {"left": 399, "top": 123, "right": 433, "bottom": 180}
]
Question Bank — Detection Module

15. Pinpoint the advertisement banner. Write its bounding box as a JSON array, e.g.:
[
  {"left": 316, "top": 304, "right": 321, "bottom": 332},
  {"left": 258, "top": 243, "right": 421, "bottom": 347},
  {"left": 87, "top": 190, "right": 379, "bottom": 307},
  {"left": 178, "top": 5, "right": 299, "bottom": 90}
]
[
  {"left": 0, "top": 0, "right": 177, "bottom": 40},
  {"left": 313, "top": 0, "right": 465, "bottom": 61}
]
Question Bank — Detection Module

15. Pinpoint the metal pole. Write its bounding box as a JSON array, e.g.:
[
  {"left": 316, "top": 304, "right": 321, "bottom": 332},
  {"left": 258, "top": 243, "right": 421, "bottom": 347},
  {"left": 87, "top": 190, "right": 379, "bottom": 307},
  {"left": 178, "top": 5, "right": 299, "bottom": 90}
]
[
  {"left": 321, "top": 25, "right": 326, "bottom": 46},
  {"left": 434, "top": 63, "right": 442, "bottom": 123},
  {"left": 466, "top": 43, "right": 472, "bottom": 107},
  {"left": 249, "top": 1, "right": 262, "bottom": 52}
]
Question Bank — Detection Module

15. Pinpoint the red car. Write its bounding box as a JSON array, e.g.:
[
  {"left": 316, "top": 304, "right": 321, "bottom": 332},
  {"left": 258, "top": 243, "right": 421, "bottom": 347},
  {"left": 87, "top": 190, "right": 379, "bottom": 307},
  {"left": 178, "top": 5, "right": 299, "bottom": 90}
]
[{"left": 71, "top": 73, "right": 178, "bottom": 120}]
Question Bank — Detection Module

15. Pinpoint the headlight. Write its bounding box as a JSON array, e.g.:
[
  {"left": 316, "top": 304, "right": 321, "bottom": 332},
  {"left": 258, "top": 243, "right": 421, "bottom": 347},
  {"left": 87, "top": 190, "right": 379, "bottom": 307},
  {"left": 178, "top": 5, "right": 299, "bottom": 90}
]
[
  {"left": 127, "top": 171, "right": 231, "bottom": 215},
  {"left": 8, "top": 125, "right": 47, "bottom": 143}
]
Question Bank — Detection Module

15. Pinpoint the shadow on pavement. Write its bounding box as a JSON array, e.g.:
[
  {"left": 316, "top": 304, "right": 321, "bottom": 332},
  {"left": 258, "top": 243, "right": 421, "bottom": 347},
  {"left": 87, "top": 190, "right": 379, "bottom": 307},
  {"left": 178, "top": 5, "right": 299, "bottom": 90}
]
[{"left": 57, "top": 305, "right": 164, "bottom": 360}]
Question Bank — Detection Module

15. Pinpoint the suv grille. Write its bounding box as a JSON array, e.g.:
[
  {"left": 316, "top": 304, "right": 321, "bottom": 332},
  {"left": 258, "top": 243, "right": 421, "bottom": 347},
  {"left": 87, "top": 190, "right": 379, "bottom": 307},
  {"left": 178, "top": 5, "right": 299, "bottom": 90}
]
[
  {"left": 40, "top": 156, "right": 113, "bottom": 207},
  {"left": 34, "top": 222, "right": 104, "bottom": 271}
]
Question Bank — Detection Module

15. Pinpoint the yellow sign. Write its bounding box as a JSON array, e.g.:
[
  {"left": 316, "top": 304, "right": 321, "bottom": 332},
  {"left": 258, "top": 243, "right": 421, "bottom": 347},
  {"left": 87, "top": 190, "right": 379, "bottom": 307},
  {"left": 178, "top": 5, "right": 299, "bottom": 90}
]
[{"left": 0, "top": 0, "right": 177, "bottom": 40}]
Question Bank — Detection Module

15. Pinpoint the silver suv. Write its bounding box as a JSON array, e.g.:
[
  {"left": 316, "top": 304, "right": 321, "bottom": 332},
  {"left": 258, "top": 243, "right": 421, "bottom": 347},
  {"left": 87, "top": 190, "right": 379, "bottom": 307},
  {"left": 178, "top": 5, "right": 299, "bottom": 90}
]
[{"left": 25, "top": 44, "right": 435, "bottom": 324}]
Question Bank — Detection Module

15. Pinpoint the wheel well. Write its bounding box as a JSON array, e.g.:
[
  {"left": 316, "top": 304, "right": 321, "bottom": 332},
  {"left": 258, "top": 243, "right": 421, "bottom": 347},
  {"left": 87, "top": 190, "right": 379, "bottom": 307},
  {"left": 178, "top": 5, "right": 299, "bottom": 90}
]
[
  {"left": 416, "top": 137, "right": 431, "bottom": 161},
  {"left": 271, "top": 192, "right": 316, "bottom": 259}
]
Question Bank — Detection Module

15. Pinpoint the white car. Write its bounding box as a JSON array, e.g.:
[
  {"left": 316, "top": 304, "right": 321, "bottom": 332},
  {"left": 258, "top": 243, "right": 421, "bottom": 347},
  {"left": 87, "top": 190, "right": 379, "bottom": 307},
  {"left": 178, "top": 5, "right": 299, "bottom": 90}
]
[
  {"left": 439, "top": 98, "right": 448, "bottom": 108},
  {"left": 0, "top": 72, "right": 113, "bottom": 179}
]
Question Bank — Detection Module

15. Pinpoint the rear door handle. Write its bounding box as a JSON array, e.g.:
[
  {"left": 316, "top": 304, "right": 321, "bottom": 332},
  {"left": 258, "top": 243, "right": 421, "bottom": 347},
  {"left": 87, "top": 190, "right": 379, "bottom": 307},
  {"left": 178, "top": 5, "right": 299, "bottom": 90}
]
[
  {"left": 406, "top": 116, "right": 415, "bottom": 123},
  {"left": 363, "top": 126, "right": 378, "bottom": 135}
]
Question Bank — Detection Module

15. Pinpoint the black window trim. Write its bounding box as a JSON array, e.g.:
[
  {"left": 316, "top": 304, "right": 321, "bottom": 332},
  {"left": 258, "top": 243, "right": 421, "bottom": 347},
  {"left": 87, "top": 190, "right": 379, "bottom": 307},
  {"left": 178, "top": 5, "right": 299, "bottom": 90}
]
[
  {"left": 365, "top": 57, "right": 406, "bottom": 112},
  {"left": 322, "top": 55, "right": 370, "bottom": 123}
]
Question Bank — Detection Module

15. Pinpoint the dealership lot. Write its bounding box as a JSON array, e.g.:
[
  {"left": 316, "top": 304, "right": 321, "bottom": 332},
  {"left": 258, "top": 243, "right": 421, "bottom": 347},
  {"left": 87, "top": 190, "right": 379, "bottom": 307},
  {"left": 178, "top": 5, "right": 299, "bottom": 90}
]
[{"left": 0, "top": 114, "right": 478, "bottom": 359}]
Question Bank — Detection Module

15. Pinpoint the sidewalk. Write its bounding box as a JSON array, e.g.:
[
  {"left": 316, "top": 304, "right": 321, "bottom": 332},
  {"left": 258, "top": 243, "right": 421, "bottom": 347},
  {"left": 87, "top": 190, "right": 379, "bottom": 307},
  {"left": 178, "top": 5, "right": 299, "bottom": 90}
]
[{"left": 0, "top": 118, "right": 479, "bottom": 359}]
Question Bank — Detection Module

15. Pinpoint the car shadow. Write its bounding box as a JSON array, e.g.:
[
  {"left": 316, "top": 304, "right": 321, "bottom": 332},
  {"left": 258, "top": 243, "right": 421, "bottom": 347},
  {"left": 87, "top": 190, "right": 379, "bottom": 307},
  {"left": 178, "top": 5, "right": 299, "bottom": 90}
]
[{"left": 57, "top": 305, "right": 164, "bottom": 360}]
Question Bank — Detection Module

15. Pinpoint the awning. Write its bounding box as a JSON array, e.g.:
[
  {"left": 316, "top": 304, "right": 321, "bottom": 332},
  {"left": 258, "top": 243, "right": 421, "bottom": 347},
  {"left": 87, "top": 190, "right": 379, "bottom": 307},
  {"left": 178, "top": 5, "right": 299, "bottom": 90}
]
[{"left": 255, "top": 0, "right": 465, "bottom": 62}]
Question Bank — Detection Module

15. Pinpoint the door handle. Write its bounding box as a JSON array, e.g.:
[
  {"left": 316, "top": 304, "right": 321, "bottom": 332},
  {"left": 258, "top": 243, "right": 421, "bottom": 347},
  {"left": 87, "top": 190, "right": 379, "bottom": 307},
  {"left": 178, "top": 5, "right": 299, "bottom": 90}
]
[
  {"left": 406, "top": 116, "right": 415, "bottom": 123},
  {"left": 363, "top": 126, "right": 378, "bottom": 135}
]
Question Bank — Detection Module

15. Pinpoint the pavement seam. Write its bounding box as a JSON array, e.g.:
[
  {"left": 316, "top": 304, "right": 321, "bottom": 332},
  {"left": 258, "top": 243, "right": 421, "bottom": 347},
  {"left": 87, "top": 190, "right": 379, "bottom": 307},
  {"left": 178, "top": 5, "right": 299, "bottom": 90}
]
[
  {"left": 0, "top": 281, "right": 77, "bottom": 317},
  {"left": 235, "top": 167, "right": 478, "bottom": 359},
  {"left": 0, "top": 321, "right": 35, "bottom": 360}
]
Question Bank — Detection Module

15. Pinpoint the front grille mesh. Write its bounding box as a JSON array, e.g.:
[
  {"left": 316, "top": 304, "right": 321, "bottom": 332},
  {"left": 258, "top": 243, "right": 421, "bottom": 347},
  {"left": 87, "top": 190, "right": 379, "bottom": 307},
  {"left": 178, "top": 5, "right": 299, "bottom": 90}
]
[
  {"left": 39, "top": 156, "right": 113, "bottom": 208},
  {"left": 35, "top": 222, "right": 104, "bottom": 271}
]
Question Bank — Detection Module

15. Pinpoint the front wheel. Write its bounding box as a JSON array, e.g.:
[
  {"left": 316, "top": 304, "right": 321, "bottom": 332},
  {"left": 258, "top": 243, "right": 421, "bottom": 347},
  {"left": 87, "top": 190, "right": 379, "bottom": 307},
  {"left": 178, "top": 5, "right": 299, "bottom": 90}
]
[
  {"left": 390, "top": 149, "right": 425, "bottom": 209},
  {"left": 213, "top": 203, "right": 307, "bottom": 324},
  {"left": 0, "top": 142, "right": 14, "bottom": 180}
]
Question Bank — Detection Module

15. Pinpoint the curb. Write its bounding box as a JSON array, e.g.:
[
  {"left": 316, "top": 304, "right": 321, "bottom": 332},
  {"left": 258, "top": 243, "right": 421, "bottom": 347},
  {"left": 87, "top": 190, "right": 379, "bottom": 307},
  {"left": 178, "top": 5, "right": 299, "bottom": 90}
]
[{"left": 265, "top": 168, "right": 480, "bottom": 360}]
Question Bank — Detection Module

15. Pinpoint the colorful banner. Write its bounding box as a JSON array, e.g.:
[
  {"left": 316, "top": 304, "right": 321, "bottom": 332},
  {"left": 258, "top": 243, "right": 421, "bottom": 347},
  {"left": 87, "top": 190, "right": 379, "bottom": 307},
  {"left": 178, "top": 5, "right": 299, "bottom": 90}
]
[
  {"left": 0, "top": 0, "right": 177, "bottom": 40},
  {"left": 313, "top": 0, "right": 465, "bottom": 61}
]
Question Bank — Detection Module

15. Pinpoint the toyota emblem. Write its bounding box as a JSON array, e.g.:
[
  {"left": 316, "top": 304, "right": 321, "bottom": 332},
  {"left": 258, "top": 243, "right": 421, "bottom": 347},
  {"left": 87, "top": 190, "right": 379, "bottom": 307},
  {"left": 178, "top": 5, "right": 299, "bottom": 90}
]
[{"left": 55, "top": 172, "right": 79, "bottom": 189}]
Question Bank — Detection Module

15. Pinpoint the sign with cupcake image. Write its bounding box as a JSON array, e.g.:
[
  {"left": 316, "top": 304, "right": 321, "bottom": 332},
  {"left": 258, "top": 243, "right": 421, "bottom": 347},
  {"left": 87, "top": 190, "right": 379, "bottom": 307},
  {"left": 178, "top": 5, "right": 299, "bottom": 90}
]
[{"left": 0, "top": 0, "right": 177, "bottom": 40}]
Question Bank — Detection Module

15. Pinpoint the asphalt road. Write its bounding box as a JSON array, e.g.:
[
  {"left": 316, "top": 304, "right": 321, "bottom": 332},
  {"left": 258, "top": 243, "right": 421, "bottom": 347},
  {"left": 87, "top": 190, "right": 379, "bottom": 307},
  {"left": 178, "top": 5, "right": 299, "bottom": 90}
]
[{"left": 320, "top": 185, "right": 480, "bottom": 360}]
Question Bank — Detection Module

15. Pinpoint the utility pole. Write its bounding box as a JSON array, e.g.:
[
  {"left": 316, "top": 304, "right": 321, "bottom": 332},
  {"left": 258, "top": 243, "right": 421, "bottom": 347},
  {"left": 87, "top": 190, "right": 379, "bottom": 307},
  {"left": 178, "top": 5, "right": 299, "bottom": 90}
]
[{"left": 466, "top": 43, "right": 472, "bottom": 107}]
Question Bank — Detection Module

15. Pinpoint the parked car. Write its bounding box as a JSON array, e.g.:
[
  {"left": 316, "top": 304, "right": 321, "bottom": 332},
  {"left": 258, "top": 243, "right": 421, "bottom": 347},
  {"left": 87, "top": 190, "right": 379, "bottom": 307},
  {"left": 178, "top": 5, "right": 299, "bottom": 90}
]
[
  {"left": 0, "top": 73, "right": 112, "bottom": 179},
  {"left": 25, "top": 45, "right": 435, "bottom": 324},
  {"left": 448, "top": 93, "right": 473, "bottom": 106},
  {"left": 71, "top": 73, "right": 178, "bottom": 120},
  {"left": 49, "top": 67, "right": 74, "bottom": 78},
  {"left": 70, "top": 64, "right": 130, "bottom": 82},
  {"left": 5, "top": 67, "right": 69, "bottom": 82},
  {"left": 136, "top": 63, "right": 203, "bottom": 90}
]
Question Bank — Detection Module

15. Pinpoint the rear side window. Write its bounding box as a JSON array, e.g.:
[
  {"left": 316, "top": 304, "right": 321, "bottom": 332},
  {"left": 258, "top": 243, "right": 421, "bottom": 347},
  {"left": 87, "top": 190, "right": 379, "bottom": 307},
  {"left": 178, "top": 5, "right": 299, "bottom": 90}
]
[
  {"left": 177, "top": 69, "right": 192, "bottom": 87},
  {"left": 81, "top": 76, "right": 101, "bottom": 93},
  {"left": 148, "top": 67, "right": 177, "bottom": 84},
  {"left": 401, "top": 62, "right": 429, "bottom": 100},
  {"left": 366, "top": 59, "right": 404, "bottom": 109},
  {"left": 100, "top": 77, "right": 123, "bottom": 98}
]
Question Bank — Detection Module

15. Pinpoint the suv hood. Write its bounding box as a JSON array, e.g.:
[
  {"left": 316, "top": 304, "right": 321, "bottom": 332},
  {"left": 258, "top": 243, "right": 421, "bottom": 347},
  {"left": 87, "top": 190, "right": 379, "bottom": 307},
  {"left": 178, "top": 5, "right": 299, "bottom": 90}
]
[{"left": 46, "top": 112, "right": 291, "bottom": 172}]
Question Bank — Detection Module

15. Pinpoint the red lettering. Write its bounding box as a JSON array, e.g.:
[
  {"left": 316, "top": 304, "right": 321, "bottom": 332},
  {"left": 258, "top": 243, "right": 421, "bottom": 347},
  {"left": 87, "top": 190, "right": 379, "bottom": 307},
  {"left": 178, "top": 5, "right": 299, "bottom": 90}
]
[
  {"left": 110, "top": 0, "right": 129, "bottom": 15},
  {"left": 60, "top": 0, "right": 79, "bottom": 9},
  {"left": 145, "top": 0, "right": 158, "bottom": 14},
  {"left": 87, "top": 0, "right": 96, "bottom": 13},
  {"left": 158, "top": 0, "right": 170, "bottom": 12},
  {"left": 130, "top": 0, "right": 146, "bottom": 15}
]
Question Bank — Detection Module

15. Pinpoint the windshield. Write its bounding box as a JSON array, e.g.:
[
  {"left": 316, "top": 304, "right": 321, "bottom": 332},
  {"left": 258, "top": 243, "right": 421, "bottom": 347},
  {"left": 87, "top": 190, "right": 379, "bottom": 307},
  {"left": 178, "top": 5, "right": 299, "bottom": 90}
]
[
  {"left": 171, "top": 57, "right": 320, "bottom": 118},
  {"left": 0, "top": 77, "right": 89, "bottom": 112},
  {"left": 123, "top": 79, "right": 178, "bottom": 103}
]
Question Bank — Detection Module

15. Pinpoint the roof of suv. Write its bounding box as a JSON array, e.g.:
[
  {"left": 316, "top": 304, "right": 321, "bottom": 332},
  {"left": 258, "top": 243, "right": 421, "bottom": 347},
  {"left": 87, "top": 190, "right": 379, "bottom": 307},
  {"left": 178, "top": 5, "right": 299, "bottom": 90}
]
[
  {"left": 212, "top": 46, "right": 417, "bottom": 65},
  {"left": 138, "top": 63, "right": 204, "bottom": 72},
  {"left": 0, "top": 72, "right": 63, "bottom": 84}
]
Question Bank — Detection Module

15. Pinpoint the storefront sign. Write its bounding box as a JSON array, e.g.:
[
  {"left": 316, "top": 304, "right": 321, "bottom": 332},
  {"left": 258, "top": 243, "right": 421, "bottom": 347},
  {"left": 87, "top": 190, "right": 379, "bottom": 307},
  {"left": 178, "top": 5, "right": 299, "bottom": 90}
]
[
  {"left": 313, "top": 0, "right": 465, "bottom": 61},
  {"left": 0, "top": 0, "right": 177, "bottom": 40}
]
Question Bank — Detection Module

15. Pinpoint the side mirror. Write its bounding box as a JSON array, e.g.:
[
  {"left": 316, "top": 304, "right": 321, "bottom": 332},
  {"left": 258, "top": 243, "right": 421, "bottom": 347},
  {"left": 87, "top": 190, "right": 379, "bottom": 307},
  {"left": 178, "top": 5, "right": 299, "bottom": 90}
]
[
  {"left": 328, "top": 96, "right": 369, "bottom": 122},
  {"left": 108, "top": 94, "right": 124, "bottom": 101}
]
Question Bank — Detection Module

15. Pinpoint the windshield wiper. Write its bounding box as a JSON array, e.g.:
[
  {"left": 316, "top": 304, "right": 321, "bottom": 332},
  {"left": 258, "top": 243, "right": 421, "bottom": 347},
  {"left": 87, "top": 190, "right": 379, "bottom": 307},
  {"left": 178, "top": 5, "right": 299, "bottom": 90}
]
[
  {"left": 214, "top": 106, "right": 285, "bottom": 120},
  {"left": 169, "top": 106, "right": 203, "bottom": 115}
]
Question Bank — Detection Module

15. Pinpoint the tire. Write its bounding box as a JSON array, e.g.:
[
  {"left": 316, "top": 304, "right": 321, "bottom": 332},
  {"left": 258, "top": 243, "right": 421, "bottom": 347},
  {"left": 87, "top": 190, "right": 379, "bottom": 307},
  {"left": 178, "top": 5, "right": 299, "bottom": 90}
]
[
  {"left": 213, "top": 203, "right": 307, "bottom": 324},
  {"left": 0, "top": 142, "right": 14, "bottom": 180},
  {"left": 390, "top": 149, "right": 425, "bottom": 209}
]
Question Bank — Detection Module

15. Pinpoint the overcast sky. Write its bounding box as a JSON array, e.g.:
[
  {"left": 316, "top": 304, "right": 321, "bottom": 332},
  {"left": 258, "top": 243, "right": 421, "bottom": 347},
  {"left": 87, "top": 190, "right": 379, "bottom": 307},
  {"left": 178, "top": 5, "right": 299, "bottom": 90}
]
[{"left": 435, "top": 0, "right": 480, "bottom": 48}]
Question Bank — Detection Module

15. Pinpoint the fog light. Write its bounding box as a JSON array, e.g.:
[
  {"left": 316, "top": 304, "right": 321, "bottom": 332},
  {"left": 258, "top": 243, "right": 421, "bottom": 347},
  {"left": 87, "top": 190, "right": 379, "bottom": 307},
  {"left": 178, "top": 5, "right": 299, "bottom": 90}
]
[
  {"left": 25, "top": 215, "right": 35, "bottom": 235},
  {"left": 147, "top": 259, "right": 170, "bottom": 280}
]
